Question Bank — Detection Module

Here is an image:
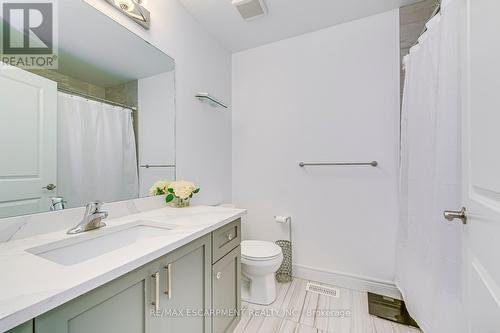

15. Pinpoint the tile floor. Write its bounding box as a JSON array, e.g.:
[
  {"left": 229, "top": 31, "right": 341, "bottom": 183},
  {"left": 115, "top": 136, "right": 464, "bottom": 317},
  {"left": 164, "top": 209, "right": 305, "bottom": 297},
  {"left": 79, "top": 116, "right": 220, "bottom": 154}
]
[{"left": 233, "top": 278, "right": 421, "bottom": 333}]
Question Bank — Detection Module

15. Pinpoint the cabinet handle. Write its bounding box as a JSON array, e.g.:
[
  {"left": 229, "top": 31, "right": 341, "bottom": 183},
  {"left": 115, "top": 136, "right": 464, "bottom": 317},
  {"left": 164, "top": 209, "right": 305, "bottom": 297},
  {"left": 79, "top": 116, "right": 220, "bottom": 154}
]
[
  {"left": 151, "top": 272, "right": 160, "bottom": 311},
  {"left": 164, "top": 264, "right": 172, "bottom": 299},
  {"left": 216, "top": 272, "right": 223, "bottom": 280},
  {"left": 226, "top": 233, "right": 234, "bottom": 241}
]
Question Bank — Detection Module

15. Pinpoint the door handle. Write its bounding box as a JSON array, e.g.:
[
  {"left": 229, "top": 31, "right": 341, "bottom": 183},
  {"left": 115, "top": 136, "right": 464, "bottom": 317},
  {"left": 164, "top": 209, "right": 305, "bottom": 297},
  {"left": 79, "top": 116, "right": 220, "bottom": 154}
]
[
  {"left": 444, "top": 207, "right": 467, "bottom": 225},
  {"left": 164, "top": 264, "right": 172, "bottom": 299},
  {"left": 43, "top": 184, "right": 56, "bottom": 191},
  {"left": 151, "top": 272, "right": 160, "bottom": 311}
]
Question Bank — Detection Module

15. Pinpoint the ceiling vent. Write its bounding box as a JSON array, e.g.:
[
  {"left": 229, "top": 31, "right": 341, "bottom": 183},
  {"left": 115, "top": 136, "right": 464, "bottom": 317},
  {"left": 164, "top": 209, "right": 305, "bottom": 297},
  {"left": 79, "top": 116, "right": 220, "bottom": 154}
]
[{"left": 232, "top": 0, "right": 267, "bottom": 21}]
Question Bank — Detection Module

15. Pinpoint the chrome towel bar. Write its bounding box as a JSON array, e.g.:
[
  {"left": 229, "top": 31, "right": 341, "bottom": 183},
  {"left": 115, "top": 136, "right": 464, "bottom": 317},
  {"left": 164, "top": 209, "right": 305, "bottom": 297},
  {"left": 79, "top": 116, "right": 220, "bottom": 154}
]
[
  {"left": 140, "top": 164, "right": 176, "bottom": 168},
  {"left": 299, "top": 161, "right": 378, "bottom": 167}
]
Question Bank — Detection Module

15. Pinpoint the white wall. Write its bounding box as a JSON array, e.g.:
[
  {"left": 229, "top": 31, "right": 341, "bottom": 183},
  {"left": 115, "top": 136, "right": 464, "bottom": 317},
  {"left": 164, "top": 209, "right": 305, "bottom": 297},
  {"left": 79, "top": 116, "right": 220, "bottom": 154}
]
[
  {"left": 138, "top": 71, "right": 176, "bottom": 196},
  {"left": 232, "top": 10, "right": 401, "bottom": 284},
  {"left": 84, "top": 0, "right": 232, "bottom": 205}
]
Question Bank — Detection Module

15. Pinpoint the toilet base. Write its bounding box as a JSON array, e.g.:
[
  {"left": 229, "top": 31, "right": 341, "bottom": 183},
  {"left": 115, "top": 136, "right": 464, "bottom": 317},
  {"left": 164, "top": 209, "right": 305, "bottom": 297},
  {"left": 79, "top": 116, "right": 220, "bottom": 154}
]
[{"left": 241, "top": 273, "right": 277, "bottom": 305}]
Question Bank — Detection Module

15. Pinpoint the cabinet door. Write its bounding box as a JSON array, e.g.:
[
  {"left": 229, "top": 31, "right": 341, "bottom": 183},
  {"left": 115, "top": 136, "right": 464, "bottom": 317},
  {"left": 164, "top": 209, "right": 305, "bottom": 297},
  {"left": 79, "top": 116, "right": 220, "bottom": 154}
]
[
  {"left": 6, "top": 321, "right": 33, "bottom": 333},
  {"left": 212, "top": 246, "right": 241, "bottom": 333},
  {"left": 151, "top": 235, "right": 212, "bottom": 333},
  {"left": 35, "top": 261, "right": 158, "bottom": 333}
]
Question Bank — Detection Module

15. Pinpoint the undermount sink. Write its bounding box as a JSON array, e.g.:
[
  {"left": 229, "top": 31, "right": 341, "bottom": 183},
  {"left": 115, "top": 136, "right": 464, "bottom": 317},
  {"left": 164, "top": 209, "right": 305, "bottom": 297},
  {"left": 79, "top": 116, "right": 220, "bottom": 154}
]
[{"left": 27, "top": 221, "right": 176, "bottom": 266}]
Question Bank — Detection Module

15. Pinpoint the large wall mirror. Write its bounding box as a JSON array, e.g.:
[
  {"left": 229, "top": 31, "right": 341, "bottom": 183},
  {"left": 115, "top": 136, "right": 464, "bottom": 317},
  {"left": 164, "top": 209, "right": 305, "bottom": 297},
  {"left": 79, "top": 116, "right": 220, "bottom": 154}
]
[{"left": 0, "top": 1, "right": 176, "bottom": 218}]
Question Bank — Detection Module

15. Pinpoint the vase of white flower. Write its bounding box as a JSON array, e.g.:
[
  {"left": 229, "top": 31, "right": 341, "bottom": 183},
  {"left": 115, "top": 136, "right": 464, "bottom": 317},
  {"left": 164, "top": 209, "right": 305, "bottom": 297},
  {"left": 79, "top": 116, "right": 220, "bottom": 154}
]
[{"left": 149, "top": 180, "right": 200, "bottom": 208}]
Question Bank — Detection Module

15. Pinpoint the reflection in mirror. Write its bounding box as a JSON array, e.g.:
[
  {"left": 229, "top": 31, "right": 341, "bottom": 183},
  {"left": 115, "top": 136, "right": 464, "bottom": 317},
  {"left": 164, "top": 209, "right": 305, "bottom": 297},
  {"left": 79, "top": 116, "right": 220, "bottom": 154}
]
[{"left": 0, "top": 1, "right": 175, "bottom": 218}]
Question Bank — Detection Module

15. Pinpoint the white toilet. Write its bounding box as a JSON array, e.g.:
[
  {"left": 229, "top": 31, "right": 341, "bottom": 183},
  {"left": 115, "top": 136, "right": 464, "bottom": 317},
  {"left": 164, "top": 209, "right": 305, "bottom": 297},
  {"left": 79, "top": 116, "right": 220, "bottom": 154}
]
[{"left": 241, "top": 240, "right": 284, "bottom": 305}]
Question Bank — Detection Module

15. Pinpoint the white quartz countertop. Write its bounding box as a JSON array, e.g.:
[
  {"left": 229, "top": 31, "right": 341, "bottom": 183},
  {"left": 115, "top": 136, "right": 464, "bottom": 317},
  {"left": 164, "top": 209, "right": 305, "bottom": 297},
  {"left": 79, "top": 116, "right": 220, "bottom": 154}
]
[{"left": 0, "top": 205, "right": 246, "bottom": 332}]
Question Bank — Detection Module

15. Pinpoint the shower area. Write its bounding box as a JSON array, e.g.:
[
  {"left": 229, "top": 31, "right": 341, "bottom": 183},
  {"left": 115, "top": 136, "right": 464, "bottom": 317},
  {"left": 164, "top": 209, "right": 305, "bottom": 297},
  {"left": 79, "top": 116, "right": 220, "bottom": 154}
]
[
  {"left": 396, "top": 0, "right": 465, "bottom": 332},
  {"left": 25, "top": 59, "right": 176, "bottom": 210},
  {"left": 56, "top": 91, "right": 139, "bottom": 208}
]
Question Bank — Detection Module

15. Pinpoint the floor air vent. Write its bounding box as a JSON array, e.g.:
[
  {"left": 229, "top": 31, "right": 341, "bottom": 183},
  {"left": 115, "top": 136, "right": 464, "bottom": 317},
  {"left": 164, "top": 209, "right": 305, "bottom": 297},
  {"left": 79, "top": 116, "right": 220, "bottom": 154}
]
[{"left": 306, "top": 282, "right": 340, "bottom": 298}]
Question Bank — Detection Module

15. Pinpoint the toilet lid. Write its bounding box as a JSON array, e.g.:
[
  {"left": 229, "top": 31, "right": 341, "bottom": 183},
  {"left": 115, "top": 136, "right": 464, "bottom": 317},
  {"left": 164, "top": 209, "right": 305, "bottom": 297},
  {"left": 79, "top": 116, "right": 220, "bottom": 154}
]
[{"left": 241, "top": 240, "right": 282, "bottom": 261}]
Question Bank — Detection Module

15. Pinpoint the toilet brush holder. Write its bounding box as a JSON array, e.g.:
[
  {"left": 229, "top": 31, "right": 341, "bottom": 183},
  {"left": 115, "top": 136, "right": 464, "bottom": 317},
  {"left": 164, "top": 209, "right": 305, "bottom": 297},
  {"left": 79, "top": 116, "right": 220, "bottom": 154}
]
[
  {"left": 275, "top": 240, "right": 292, "bottom": 283},
  {"left": 274, "top": 215, "right": 293, "bottom": 283}
]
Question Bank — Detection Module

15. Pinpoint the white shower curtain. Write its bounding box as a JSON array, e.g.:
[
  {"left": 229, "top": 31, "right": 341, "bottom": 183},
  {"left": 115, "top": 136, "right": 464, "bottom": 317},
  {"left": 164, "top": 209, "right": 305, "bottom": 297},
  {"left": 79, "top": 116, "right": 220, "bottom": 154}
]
[
  {"left": 397, "top": 0, "right": 465, "bottom": 332},
  {"left": 57, "top": 93, "right": 139, "bottom": 208}
]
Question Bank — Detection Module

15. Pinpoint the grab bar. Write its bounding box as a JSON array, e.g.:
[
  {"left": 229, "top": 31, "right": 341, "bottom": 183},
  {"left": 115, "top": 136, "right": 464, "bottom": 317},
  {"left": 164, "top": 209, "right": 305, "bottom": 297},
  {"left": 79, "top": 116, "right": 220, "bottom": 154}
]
[{"left": 299, "top": 161, "right": 378, "bottom": 167}]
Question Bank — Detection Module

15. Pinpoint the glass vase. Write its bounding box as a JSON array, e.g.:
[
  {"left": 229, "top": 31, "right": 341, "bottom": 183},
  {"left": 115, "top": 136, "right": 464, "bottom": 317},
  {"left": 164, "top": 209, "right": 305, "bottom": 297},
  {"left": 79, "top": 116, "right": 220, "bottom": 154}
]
[{"left": 173, "top": 197, "right": 190, "bottom": 208}]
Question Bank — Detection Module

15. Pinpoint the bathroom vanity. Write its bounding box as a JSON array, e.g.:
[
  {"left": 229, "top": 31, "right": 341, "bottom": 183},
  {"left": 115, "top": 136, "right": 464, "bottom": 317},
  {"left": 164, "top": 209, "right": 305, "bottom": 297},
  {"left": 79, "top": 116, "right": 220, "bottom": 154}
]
[{"left": 0, "top": 206, "right": 244, "bottom": 333}]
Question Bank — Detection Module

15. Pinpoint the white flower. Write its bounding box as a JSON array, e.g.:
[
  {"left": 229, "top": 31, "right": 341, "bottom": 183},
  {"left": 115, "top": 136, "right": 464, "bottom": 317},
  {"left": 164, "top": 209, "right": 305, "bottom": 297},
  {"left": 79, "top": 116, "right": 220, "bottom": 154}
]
[
  {"left": 170, "top": 180, "right": 196, "bottom": 199},
  {"left": 149, "top": 180, "right": 170, "bottom": 196}
]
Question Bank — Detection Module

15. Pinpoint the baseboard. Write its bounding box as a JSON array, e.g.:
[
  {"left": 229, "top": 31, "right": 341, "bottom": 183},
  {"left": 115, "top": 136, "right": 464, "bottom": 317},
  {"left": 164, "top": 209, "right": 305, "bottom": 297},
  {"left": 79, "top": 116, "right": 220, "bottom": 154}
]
[{"left": 293, "top": 264, "right": 402, "bottom": 300}]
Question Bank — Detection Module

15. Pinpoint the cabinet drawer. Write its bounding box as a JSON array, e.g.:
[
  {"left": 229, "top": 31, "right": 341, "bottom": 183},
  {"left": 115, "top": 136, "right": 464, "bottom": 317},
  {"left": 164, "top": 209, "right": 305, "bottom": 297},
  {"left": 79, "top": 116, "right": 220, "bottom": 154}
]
[{"left": 212, "top": 219, "right": 241, "bottom": 263}]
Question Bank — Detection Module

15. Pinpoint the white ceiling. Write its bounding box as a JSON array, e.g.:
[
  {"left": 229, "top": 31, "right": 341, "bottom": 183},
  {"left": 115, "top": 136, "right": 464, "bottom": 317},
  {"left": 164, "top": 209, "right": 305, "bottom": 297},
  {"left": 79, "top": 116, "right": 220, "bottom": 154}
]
[{"left": 179, "top": 0, "right": 423, "bottom": 52}]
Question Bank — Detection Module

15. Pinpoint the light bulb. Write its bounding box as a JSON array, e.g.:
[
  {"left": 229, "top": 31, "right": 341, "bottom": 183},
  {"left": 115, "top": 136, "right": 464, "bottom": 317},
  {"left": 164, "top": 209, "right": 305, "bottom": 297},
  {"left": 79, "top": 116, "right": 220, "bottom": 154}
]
[{"left": 114, "top": 0, "right": 135, "bottom": 12}]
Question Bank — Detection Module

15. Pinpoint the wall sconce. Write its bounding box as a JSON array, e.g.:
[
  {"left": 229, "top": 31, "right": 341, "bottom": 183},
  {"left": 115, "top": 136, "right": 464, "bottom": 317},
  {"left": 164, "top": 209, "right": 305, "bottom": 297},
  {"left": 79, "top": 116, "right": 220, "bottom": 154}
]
[{"left": 105, "top": 0, "right": 150, "bottom": 29}]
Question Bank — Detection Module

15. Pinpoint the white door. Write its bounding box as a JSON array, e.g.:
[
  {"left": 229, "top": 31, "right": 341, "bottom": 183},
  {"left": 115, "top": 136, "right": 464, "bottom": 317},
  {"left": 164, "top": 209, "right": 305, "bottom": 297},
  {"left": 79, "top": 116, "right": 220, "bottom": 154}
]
[
  {"left": 0, "top": 65, "right": 57, "bottom": 218},
  {"left": 456, "top": 0, "right": 500, "bottom": 331}
]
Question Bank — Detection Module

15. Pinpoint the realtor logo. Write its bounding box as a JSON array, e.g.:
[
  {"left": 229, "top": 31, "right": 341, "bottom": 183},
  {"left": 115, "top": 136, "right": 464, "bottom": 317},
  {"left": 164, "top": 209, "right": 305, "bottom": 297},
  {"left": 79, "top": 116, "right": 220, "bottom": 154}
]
[{"left": 1, "top": 0, "right": 58, "bottom": 69}]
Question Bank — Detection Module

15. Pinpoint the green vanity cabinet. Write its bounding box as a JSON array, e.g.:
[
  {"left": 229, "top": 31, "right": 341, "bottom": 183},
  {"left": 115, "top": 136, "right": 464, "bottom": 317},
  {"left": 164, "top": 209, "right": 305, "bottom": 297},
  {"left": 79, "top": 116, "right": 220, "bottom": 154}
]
[
  {"left": 212, "top": 246, "right": 241, "bottom": 333},
  {"left": 211, "top": 218, "right": 242, "bottom": 333},
  {"left": 35, "top": 235, "right": 212, "bottom": 333},
  {"left": 6, "top": 220, "right": 242, "bottom": 333}
]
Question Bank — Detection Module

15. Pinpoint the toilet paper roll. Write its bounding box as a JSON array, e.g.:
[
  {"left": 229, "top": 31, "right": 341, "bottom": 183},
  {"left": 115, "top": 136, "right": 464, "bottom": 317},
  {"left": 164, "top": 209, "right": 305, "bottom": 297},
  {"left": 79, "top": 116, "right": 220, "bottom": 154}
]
[{"left": 275, "top": 216, "right": 291, "bottom": 224}]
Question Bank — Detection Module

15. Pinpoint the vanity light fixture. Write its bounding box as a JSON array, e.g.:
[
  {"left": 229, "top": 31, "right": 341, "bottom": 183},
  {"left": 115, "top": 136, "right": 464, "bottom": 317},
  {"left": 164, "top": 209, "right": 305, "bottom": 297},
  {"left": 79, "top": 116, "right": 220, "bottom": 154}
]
[
  {"left": 195, "top": 93, "right": 228, "bottom": 109},
  {"left": 105, "top": 0, "right": 150, "bottom": 29}
]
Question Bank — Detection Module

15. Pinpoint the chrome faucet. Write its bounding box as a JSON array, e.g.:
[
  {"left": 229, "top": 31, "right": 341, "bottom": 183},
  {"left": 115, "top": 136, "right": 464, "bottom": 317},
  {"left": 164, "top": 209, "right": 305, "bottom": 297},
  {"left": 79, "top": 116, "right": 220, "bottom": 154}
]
[
  {"left": 50, "top": 197, "right": 67, "bottom": 211},
  {"left": 67, "top": 202, "right": 108, "bottom": 235}
]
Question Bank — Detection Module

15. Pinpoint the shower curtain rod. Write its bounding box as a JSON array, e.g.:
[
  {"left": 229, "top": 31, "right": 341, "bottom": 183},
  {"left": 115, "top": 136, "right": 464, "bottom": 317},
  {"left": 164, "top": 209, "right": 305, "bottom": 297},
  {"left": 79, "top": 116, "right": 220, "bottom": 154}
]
[
  {"left": 413, "top": 1, "right": 442, "bottom": 47},
  {"left": 58, "top": 87, "right": 138, "bottom": 111}
]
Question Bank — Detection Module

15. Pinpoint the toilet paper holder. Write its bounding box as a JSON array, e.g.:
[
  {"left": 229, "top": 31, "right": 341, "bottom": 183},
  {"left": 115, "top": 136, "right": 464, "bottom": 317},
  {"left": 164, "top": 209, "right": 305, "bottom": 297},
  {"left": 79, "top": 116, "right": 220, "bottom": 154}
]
[
  {"left": 274, "top": 216, "right": 292, "bottom": 241},
  {"left": 275, "top": 216, "right": 291, "bottom": 224}
]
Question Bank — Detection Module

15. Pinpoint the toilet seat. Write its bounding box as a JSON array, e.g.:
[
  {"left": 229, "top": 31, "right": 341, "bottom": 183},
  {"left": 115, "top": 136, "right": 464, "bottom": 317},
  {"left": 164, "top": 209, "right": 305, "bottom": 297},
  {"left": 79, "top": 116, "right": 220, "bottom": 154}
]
[{"left": 242, "top": 240, "right": 282, "bottom": 261}]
